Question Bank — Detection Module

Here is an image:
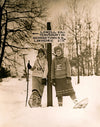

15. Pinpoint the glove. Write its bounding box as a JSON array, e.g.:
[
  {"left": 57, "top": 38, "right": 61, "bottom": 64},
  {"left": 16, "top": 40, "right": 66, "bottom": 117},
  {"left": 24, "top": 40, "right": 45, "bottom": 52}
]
[
  {"left": 27, "top": 63, "right": 32, "bottom": 69},
  {"left": 66, "top": 77, "right": 72, "bottom": 85},
  {"left": 51, "top": 79, "right": 56, "bottom": 86},
  {"left": 42, "top": 78, "right": 47, "bottom": 85},
  {"left": 66, "top": 77, "right": 71, "bottom": 80}
]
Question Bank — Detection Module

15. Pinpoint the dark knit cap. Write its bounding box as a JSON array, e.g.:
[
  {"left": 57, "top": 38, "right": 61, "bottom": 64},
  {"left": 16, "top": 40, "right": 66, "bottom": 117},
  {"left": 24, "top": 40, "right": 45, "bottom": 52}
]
[{"left": 38, "top": 48, "right": 45, "bottom": 55}]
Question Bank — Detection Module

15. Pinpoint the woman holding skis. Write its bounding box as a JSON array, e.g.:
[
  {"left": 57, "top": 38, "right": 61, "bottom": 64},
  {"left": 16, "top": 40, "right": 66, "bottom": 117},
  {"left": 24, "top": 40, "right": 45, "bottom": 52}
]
[{"left": 27, "top": 48, "right": 48, "bottom": 107}]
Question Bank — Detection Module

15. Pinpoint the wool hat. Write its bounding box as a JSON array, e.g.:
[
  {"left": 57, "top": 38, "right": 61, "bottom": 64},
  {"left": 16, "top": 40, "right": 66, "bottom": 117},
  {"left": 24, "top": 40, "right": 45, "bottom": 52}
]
[
  {"left": 54, "top": 46, "right": 63, "bottom": 55},
  {"left": 38, "top": 48, "right": 45, "bottom": 55}
]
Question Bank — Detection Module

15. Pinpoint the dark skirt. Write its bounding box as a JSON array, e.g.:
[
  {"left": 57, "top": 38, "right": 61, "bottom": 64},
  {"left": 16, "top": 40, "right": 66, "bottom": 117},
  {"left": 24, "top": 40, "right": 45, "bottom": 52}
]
[{"left": 55, "top": 78, "right": 75, "bottom": 97}]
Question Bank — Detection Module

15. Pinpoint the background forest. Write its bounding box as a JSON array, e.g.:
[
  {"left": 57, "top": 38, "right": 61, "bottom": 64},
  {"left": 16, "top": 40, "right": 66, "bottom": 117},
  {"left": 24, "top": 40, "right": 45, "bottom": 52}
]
[{"left": 0, "top": 0, "right": 100, "bottom": 81}]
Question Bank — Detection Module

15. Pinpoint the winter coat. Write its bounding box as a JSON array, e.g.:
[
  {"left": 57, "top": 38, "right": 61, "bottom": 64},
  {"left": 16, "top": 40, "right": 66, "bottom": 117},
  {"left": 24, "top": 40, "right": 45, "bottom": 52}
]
[
  {"left": 32, "top": 56, "right": 48, "bottom": 78},
  {"left": 51, "top": 56, "right": 71, "bottom": 79}
]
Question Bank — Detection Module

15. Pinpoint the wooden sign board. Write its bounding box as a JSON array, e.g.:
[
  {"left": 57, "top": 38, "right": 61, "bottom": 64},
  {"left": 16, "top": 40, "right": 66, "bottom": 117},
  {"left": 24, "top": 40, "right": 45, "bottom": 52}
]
[{"left": 32, "top": 30, "right": 66, "bottom": 43}]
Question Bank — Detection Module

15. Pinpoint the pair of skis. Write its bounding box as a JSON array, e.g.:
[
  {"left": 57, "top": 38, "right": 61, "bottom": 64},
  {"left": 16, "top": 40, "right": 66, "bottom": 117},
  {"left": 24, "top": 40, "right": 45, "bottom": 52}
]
[{"left": 24, "top": 60, "right": 30, "bottom": 107}]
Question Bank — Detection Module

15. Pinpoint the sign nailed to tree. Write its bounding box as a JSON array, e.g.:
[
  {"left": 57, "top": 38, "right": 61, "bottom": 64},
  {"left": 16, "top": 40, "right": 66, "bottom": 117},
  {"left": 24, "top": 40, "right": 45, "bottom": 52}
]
[{"left": 32, "top": 30, "right": 66, "bottom": 43}]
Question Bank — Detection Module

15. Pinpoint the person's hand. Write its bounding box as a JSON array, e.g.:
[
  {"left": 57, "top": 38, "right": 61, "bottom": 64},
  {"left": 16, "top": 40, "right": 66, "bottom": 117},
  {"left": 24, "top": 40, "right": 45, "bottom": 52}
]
[
  {"left": 66, "top": 77, "right": 71, "bottom": 80},
  {"left": 32, "top": 66, "right": 36, "bottom": 70},
  {"left": 42, "top": 78, "right": 47, "bottom": 85},
  {"left": 66, "top": 77, "right": 72, "bottom": 85},
  {"left": 27, "top": 63, "right": 32, "bottom": 69},
  {"left": 51, "top": 79, "right": 56, "bottom": 86}
]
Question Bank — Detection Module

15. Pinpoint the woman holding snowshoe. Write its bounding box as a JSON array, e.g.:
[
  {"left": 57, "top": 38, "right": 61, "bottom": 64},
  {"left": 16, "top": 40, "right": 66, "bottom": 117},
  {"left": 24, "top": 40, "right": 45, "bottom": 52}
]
[
  {"left": 27, "top": 48, "right": 48, "bottom": 107},
  {"left": 51, "top": 46, "right": 78, "bottom": 106}
]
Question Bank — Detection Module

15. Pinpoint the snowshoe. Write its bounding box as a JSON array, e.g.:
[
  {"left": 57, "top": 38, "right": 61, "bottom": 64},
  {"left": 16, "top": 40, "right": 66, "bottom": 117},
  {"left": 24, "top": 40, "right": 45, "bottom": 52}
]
[
  {"left": 73, "top": 98, "right": 88, "bottom": 109},
  {"left": 28, "top": 91, "right": 41, "bottom": 108}
]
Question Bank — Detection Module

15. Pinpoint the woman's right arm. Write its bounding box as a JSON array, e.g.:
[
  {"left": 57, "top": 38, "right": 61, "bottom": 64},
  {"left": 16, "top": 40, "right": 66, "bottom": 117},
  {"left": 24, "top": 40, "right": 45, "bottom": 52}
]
[{"left": 31, "top": 60, "right": 37, "bottom": 71}]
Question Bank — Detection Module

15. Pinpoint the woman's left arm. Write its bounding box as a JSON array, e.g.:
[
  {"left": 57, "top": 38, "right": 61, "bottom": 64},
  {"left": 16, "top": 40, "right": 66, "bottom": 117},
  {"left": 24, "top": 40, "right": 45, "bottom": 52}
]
[
  {"left": 43, "top": 60, "right": 48, "bottom": 78},
  {"left": 66, "top": 58, "right": 71, "bottom": 77}
]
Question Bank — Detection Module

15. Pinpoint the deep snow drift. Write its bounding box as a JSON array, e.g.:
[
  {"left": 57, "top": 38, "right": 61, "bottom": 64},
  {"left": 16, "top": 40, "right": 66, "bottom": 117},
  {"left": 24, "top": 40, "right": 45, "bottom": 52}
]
[{"left": 0, "top": 76, "right": 100, "bottom": 127}]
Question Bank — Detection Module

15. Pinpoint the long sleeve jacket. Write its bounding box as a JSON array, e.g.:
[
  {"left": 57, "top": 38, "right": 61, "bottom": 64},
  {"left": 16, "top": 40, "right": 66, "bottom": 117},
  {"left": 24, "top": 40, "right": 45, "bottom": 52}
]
[
  {"left": 32, "top": 57, "right": 48, "bottom": 78},
  {"left": 51, "top": 57, "right": 71, "bottom": 79}
]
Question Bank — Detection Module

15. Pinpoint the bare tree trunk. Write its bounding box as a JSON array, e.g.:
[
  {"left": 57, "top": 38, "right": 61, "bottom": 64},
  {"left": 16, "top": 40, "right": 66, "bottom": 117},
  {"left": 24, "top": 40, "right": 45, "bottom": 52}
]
[
  {"left": 79, "top": 24, "right": 85, "bottom": 76},
  {"left": 95, "top": 44, "right": 99, "bottom": 75},
  {"left": 75, "top": 36, "right": 80, "bottom": 83},
  {"left": 0, "top": 5, "right": 2, "bottom": 48},
  {"left": 0, "top": 10, "right": 7, "bottom": 68},
  {"left": 87, "top": 60, "right": 89, "bottom": 76},
  {"left": 81, "top": 57, "right": 85, "bottom": 75},
  {"left": 14, "top": 55, "right": 18, "bottom": 76}
]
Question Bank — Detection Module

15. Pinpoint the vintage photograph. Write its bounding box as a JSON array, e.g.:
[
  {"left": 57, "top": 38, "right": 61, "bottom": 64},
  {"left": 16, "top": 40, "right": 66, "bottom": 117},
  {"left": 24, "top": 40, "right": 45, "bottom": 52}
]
[{"left": 0, "top": 0, "right": 100, "bottom": 127}]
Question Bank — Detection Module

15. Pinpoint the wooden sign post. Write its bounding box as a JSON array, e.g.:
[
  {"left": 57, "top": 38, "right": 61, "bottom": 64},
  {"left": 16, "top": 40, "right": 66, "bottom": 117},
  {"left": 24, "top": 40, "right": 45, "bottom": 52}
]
[{"left": 47, "top": 22, "right": 53, "bottom": 106}]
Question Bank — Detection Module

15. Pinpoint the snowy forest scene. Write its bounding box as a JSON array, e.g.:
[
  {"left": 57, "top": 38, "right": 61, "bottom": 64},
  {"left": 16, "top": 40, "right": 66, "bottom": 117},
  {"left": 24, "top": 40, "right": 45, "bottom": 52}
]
[{"left": 0, "top": 0, "right": 100, "bottom": 127}]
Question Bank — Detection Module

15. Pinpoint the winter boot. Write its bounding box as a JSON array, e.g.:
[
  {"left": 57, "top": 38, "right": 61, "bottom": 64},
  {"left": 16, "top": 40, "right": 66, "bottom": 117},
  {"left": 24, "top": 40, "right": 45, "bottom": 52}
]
[
  {"left": 57, "top": 96, "right": 63, "bottom": 106},
  {"left": 73, "top": 99, "right": 78, "bottom": 104},
  {"left": 58, "top": 102, "right": 63, "bottom": 106},
  {"left": 28, "top": 91, "right": 41, "bottom": 108}
]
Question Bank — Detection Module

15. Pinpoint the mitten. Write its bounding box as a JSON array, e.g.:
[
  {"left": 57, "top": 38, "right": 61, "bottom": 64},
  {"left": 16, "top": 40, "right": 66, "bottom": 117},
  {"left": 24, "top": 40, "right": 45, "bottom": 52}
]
[
  {"left": 27, "top": 63, "right": 32, "bottom": 69},
  {"left": 51, "top": 79, "right": 56, "bottom": 86},
  {"left": 66, "top": 77, "right": 71, "bottom": 80},
  {"left": 42, "top": 78, "right": 47, "bottom": 85},
  {"left": 66, "top": 77, "right": 72, "bottom": 85}
]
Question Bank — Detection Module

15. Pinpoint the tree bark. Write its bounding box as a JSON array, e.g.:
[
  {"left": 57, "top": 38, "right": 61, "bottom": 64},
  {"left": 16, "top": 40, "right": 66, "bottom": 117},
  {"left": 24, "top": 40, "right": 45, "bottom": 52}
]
[
  {"left": 75, "top": 36, "right": 80, "bottom": 84},
  {"left": 0, "top": 10, "right": 8, "bottom": 67},
  {"left": 0, "top": 5, "right": 2, "bottom": 47}
]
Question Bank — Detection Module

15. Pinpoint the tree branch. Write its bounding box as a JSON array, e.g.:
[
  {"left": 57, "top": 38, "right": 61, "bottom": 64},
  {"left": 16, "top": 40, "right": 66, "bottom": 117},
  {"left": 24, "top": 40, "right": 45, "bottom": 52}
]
[
  {"left": 5, "top": 42, "right": 37, "bottom": 50},
  {"left": 0, "top": 9, "right": 8, "bottom": 67},
  {"left": 4, "top": 56, "right": 23, "bottom": 66}
]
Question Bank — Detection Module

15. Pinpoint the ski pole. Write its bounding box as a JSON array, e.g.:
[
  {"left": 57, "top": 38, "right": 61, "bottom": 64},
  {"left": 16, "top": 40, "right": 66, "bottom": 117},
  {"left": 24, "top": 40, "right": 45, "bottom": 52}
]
[{"left": 25, "top": 60, "right": 30, "bottom": 106}]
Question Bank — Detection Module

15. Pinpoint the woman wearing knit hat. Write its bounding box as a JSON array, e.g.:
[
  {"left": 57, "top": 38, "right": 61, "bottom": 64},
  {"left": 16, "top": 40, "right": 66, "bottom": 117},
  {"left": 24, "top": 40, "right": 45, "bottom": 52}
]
[
  {"left": 27, "top": 48, "right": 48, "bottom": 107},
  {"left": 51, "top": 46, "right": 78, "bottom": 106}
]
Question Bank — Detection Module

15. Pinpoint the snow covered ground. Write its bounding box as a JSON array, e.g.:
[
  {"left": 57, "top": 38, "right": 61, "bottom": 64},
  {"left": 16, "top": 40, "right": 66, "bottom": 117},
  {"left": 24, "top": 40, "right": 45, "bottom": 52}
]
[{"left": 0, "top": 76, "right": 100, "bottom": 127}]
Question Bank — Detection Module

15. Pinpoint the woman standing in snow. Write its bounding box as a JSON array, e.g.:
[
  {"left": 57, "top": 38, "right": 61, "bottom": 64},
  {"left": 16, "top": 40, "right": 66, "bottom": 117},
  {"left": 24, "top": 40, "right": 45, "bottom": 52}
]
[
  {"left": 27, "top": 48, "right": 48, "bottom": 107},
  {"left": 51, "top": 46, "right": 78, "bottom": 106}
]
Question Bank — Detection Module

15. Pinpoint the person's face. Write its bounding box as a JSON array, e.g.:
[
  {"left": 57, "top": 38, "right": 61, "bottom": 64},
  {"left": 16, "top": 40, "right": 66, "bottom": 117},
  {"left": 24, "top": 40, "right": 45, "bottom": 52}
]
[
  {"left": 38, "top": 52, "right": 44, "bottom": 58},
  {"left": 56, "top": 49, "right": 62, "bottom": 57}
]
